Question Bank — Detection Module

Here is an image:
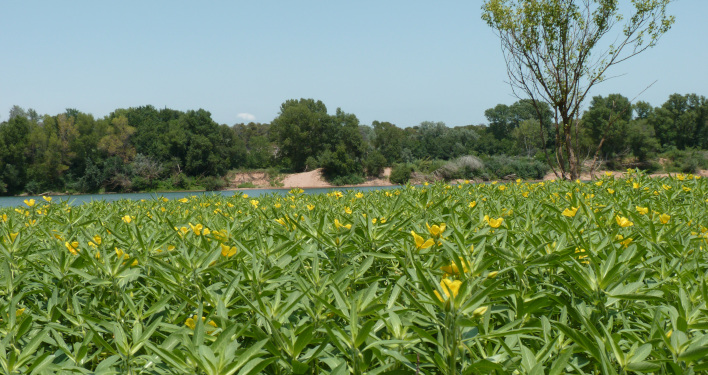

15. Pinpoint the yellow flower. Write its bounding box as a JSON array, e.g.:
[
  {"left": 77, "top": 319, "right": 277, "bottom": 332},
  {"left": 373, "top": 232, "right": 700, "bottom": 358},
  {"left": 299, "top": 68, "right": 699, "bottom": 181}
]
[
  {"left": 9, "top": 232, "right": 19, "bottom": 243},
  {"left": 355, "top": 192, "right": 364, "bottom": 199},
  {"left": 615, "top": 216, "right": 633, "bottom": 228},
  {"left": 242, "top": 194, "right": 248, "bottom": 199},
  {"left": 250, "top": 200, "right": 259, "bottom": 208},
  {"left": 426, "top": 222, "right": 446, "bottom": 238},
  {"left": 604, "top": 171, "right": 613, "bottom": 177},
  {"left": 115, "top": 248, "right": 129, "bottom": 259},
  {"left": 189, "top": 223, "right": 203, "bottom": 235},
  {"left": 344, "top": 207, "right": 352, "bottom": 215},
  {"left": 662, "top": 184, "right": 671, "bottom": 190},
  {"left": 178, "top": 198, "right": 189, "bottom": 203},
  {"left": 620, "top": 237, "right": 633, "bottom": 248},
  {"left": 221, "top": 243, "right": 237, "bottom": 257},
  {"left": 682, "top": 186, "right": 691, "bottom": 192},
  {"left": 633, "top": 183, "right": 640, "bottom": 189},
  {"left": 521, "top": 192, "right": 529, "bottom": 198},
  {"left": 659, "top": 214, "right": 670, "bottom": 224},
  {"left": 334, "top": 219, "right": 351, "bottom": 230},
  {"left": 469, "top": 201, "right": 477, "bottom": 208},
  {"left": 636, "top": 206, "right": 649, "bottom": 215},
  {"left": 488, "top": 217, "right": 503, "bottom": 228},
  {"left": 24, "top": 199, "right": 35, "bottom": 207},
  {"left": 562, "top": 207, "right": 578, "bottom": 217},
  {"left": 43, "top": 196, "right": 52, "bottom": 202},
  {"left": 275, "top": 218, "right": 287, "bottom": 226},
  {"left": 307, "top": 204, "right": 315, "bottom": 211},
  {"left": 440, "top": 257, "right": 469, "bottom": 275},
  {"left": 435, "top": 278, "right": 462, "bottom": 302},
  {"left": 185, "top": 315, "right": 218, "bottom": 330},
  {"left": 607, "top": 188, "right": 615, "bottom": 194},
  {"left": 15, "top": 308, "right": 25, "bottom": 317},
  {"left": 411, "top": 231, "right": 434, "bottom": 250},
  {"left": 122, "top": 215, "right": 132, "bottom": 223},
  {"left": 65, "top": 241, "right": 80, "bottom": 255},
  {"left": 486, "top": 271, "right": 499, "bottom": 279},
  {"left": 595, "top": 181, "right": 603, "bottom": 186}
]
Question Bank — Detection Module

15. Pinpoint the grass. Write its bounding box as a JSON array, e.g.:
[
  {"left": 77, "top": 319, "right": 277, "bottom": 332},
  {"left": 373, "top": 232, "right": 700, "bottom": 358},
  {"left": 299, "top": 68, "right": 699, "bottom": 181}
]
[{"left": 1, "top": 170, "right": 707, "bottom": 374}]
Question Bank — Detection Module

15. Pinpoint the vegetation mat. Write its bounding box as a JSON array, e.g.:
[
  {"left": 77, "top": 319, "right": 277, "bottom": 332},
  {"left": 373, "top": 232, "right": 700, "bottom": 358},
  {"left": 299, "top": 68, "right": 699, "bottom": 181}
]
[{"left": 1, "top": 171, "right": 708, "bottom": 374}]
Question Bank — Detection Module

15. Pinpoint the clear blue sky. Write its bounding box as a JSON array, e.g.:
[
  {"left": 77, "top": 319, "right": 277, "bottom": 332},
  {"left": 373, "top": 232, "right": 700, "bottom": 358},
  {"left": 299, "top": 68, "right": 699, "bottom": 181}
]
[{"left": 1, "top": 1, "right": 705, "bottom": 127}]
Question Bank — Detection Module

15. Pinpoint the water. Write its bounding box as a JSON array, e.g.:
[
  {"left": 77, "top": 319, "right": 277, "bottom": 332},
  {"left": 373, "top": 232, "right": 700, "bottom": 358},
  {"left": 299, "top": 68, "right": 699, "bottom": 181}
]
[{"left": 0, "top": 185, "right": 402, "bottom": 208}]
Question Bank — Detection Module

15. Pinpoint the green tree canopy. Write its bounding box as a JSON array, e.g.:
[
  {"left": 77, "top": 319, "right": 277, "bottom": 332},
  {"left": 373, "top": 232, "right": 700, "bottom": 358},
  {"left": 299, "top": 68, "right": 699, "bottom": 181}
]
[{"left": 482, "top": 0, "right": 674, "bottom": 178}]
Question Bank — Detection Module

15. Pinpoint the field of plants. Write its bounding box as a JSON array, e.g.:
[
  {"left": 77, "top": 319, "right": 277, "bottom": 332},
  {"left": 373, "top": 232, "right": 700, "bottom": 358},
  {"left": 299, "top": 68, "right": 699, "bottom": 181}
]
[{"left": 1, "top": 170, "right": 708, "bottom": 374}]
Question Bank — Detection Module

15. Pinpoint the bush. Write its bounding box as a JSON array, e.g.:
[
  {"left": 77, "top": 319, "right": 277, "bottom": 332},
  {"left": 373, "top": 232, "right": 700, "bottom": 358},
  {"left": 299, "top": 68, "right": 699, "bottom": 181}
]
[
  {"left": 131, "top": 176, "right": 157, "bottom": 192},
  {"left": 364, "top": 151, "right": 387, "bottom": 177},
  {"left": 305, "top": 156, "right": 319, "bottom": 171},
  {"left": 436, "top": 155, "right": 485, "bottom": 180},
  {"left": 171, "top": 173, "right": 189, "bottom": 190},
  {"left": 237, "top": 182, "right": 257, "bottom": 189},
  {"left": 483, "top": 155, "right": 549, "bottom": 180},
  {"left": 202, "top": 176, "right": 227, "bottom": 191},
  {"left": 319, "top": 146, "right": 364, "bottom": 184},
  {"left": 24, "top": 180, "right": 44, "bottom": 195},
  {"left": 415, "top": 159, "right": 447, "bottom": 174},
  {"left": 328, "top": 174, "right": 365, "bottom": 186},
  {"left": 660, "top": 148, "right": 708, "bottom": 173},
  {"left": 389, "top": 164, "right": 413, "bottom": 185}
]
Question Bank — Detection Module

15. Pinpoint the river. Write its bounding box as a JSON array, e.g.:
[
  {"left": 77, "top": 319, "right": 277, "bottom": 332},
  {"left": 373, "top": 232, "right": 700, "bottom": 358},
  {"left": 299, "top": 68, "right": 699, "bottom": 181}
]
[{"left": 0, "top": 186, "right": 402, "bottom": 208}]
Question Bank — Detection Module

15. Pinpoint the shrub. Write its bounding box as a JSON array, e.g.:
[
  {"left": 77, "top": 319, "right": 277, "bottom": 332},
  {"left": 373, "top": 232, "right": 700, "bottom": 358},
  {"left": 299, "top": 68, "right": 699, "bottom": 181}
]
[
  {"left": 319, "top": 146, "right": 364, "bottom": 184},
  {"left": 660, "top": 148, "right": 708, "bottom": 173},
  {"left": 483, "top": 155, "right": 549, "bottom": 180},
  {"left": 328, "top": 174, "right": 365, "bottom": 186},
  {"left": 202, "top": 176, "right": 226, "bottom": 191},
  {"left": 305, "top": 156, "right": 319, "bottom": 171},
  {"left": 131, "top": 176, "right": 158, "bottom": 192},
  {"left": 389, "top": 163, "right": 413, "bottom": 184},
  {"left": 364, "top": 151, "right": 387, "bottom": 177},
  {"left": 237, "top": 182, "right": 257, "bottom": 189}
]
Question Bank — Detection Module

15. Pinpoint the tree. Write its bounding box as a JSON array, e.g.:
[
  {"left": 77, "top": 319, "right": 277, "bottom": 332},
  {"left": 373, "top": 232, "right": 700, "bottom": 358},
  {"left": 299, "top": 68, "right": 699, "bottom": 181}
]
[
  {"left": 98, "top": 115, "right": 136, "bottom": 163},
  {"left": 482, "top": 0, "right": 674, "bottom": 179},
  {"left": 270, "top": 99, "right": 332, "bottom": 171},
  {"left": 650, "top": 93, "right": 708, "bottom": 149},
  {"left": 372, "top": 121, "right": 405, "bottom": 163},
  {"left": 581, "top": 94, "right": 633, "bottom": 158}
]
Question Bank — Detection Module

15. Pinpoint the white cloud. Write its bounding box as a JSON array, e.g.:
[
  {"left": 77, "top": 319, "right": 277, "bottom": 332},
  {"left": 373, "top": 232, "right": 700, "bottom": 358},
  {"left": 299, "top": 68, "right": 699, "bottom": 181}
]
[{"left": 236, "top": 113, "right": 256, "bottom": 122}]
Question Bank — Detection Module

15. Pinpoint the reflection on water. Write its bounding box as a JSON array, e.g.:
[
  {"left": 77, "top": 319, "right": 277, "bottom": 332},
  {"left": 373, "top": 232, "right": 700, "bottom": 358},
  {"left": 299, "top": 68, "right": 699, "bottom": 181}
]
[{"left": 0, "top": 186, "right": 401, "bottom": 208}]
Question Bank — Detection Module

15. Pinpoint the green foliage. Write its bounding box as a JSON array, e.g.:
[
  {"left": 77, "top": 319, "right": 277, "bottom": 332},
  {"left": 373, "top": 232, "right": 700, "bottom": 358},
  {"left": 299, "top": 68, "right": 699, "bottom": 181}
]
[
  {"left": 582, "top": 94, "right": 633, "bottom": 158},
  {"left": 236, "top": 182, "right": 257, "bottom": 189},
  {"left": 389, "top": 163, "right": 413, "bottom": 184},
  {"left": 482, "top": 0, "right": 675, "bottom": 179},
  {"left": 201, "top": 176, "right": 227, "bottom": 191},
  {"left": 2, "top": 174, "right": 708, "bottom": 373},
  {"left": 364, "top": 150, "right": 387, "bottom": 177},
  {"left": 650, "top": 93, "right": 708, "bottom": 149},
  {"left": 482, "top": 155, "right": 549, "bottom": 180},
  {"left": 660, "top": 148, "right": 708, "bottom": 173},
  {"left": 318, "top": 145, "right": 364, "bottom": 185}
]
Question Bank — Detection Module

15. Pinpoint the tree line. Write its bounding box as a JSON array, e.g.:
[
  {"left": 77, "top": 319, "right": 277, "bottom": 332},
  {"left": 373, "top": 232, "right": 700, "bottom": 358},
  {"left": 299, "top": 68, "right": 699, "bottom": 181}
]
[{"left": 0, "top": 92, "right": 706, "bottom": 195}]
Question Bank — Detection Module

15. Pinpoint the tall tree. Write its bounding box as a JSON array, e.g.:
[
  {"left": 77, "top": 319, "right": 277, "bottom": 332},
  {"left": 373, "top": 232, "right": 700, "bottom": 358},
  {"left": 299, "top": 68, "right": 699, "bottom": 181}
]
[
  {"left": 650, "top": 93, "right": 708, "bottom": 149},
  {"left": 270, "top": 99, "right": 332, "bottom": 171},
  {"left": 372, "top": 121, "right": 405, "bottom": 164},
  {"left": 482, "top": 0, "right": 674, "bottom": 179},
  {"left": 581, "top": 94, "right": 633, "bottom": 158}
]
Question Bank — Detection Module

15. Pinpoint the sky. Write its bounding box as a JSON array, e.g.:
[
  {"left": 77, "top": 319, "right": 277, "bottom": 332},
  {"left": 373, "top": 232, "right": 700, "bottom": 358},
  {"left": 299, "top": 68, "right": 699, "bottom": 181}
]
[{"left": 1, "top": 1, "right": 706, "bottom": 128}]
